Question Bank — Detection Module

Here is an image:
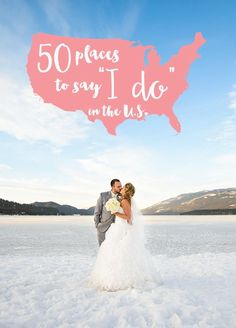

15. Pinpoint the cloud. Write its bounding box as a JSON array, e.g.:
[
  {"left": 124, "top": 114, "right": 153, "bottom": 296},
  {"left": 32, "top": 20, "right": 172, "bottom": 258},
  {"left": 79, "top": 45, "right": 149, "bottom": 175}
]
[
  {"left": 0, "top": 1, "right": 94, "bottom": 147},
  {"left": 121, "top": 0, "right": 146, "bottom": 38},
  {"left": 38, "top": 0, "right": 145, "bottom": 39},
  {"left": 0, "top": 164, "right": 12, "bottom": 172},
  {"left": 0, "top": 0, "right": 35, "bottom": 77},
  {"left": 1, "top": 144, "right": 165, "bottom": 207},
  {"left": 94, "top": 0, "right": 144, "bottom": 39},
  {"left": 58, "top": 144, "right": 181, "bottom": 207},
  {"left": 0, "top": 176, "right": 75, "bottom": 204},
  {"left": 0, "top": 74, "right": 91, "bottom": 146},
  {"left": 206, "top": 84, "right": 236, "bottom": 146},
  {"left": 228, "top": 83, "right": 236, "bottom": 109},
  {"left": 37, "top": 0, "right": 71, "bottom": 36},
  {"left": 1, "top": 140, "right": 235, "bottom": 208},
  {"left": 0, "top": 143, "right": 172, "bottom": 208},
  {"left": 212, "top": 153, "right": 236, "bottom": 166}
]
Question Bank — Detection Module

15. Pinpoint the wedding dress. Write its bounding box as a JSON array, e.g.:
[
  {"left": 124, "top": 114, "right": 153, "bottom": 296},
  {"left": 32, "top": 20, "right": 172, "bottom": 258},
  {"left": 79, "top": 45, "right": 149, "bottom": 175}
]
[{"left": 86, "top": 197, "right": 163, "bottom": 291}]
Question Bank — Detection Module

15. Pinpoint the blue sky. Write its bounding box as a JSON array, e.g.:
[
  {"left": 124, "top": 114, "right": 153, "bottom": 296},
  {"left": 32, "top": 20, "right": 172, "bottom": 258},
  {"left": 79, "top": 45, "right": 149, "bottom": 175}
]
[{"left": 0, "top": 0, "right": 236, "bottom": 208}]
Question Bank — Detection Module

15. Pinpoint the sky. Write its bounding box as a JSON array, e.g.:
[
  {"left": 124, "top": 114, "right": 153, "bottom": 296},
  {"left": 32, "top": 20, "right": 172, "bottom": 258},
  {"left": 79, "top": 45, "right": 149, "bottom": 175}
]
[{"left": 0, "top": 0, "right": 236, "bottom": 209}]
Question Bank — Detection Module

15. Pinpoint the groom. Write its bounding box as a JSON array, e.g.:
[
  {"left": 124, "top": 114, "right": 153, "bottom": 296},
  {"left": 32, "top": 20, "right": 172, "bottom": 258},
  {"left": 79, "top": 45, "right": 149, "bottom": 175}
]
[{"left": 94, "top": 179, "right": 122, "bottom": 246}]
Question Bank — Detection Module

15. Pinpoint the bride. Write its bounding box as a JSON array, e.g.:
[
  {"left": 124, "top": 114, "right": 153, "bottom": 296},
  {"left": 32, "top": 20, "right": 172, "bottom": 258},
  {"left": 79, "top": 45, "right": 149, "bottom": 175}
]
[{"left": 86, "top": 182, "right": 163, "bottom": 291}]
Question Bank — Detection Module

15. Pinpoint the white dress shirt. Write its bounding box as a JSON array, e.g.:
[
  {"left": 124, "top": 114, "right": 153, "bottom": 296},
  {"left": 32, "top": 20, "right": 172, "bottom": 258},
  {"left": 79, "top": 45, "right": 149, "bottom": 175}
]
[{"left": 111, "top": 190, "right": 117, "bottom": 198}]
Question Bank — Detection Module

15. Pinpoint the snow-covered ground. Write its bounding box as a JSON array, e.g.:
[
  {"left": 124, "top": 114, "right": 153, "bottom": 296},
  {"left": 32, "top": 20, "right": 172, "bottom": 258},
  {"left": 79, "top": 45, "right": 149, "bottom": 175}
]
[{"left": 0, "top": 215, "right": 236, "bottom": 328}]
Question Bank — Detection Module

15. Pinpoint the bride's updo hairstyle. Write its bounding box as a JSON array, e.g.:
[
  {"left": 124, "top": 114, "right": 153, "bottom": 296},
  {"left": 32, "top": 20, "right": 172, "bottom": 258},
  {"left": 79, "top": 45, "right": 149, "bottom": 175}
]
[{"left": 123, "top": 182, "right": 135, "bottom": 204}]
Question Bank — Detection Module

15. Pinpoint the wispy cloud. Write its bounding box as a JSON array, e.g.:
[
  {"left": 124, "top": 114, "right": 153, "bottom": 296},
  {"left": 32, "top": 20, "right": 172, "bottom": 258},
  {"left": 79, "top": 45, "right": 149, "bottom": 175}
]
[
  {"left": 229, "top": 84, "right": 236, "bottom": 109},
  {"left": 58, "top": 144, "right": 182, "bottom": 207},
  {"left": 0, "top": 164, "right": 12, "bottom": 172},
  {"left": 95, "top": 0, "right": 145, "bottom": 39},
  {"left": 37, "top": 0, "right": 71, "bottom": 36},
  {"left": 0, "top": 0, "right": 93, "bottom": 147},
  {"left": 0, "top": 176, "right": 76, "bottom": 204},
  {"left": 0, "top": 75, "right": 91, "bottom": 146},
  {"left": 213, "top": 153, "right": 236, "bottom": 166},
  {"left": 120, "top": 0, "right": 145, "bottom": 38},
  {"left": 206, "top": 84, "right": 236, "bottom": 147},
  {"left": 0, "top": 1, "right": 35, "bottom": 77}
]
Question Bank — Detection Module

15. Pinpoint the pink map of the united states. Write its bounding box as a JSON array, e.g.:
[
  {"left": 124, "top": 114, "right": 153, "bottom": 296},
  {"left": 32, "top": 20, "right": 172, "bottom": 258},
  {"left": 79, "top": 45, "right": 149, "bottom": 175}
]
[{"left": 26, "top": 32, "right": 206, "bottom": 135}]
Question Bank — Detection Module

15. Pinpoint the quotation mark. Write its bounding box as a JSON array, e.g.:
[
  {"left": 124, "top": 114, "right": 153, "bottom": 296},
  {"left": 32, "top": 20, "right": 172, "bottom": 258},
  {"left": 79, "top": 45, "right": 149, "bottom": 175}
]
[
  {"left": 99, "top": 66, "right": 105, "bottom": 72},
  {"left": 169, "top": 67, "right": 175, "bottom": 73}
]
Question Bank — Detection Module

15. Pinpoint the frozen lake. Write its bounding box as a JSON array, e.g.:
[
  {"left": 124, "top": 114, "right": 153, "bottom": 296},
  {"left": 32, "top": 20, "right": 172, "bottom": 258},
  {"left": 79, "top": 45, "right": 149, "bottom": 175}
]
[
  {"left": 0, "top": 215, "right": 236, "bottom": 327},
  {"left": 0, "top": 215, "right": 236, "bottom": 257}
]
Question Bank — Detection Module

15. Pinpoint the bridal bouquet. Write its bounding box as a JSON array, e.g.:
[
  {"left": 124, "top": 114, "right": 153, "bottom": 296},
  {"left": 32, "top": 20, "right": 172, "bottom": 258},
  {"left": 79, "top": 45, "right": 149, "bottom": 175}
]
[{"left": 105, "top": 198, "right": 120, "bottom": 213}]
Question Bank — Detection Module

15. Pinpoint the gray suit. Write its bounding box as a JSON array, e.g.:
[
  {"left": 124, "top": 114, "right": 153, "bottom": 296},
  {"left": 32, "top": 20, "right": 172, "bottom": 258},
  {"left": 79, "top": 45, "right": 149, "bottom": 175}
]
[{"left": 94, "top": 191, "right": 117, "bottom": 246}]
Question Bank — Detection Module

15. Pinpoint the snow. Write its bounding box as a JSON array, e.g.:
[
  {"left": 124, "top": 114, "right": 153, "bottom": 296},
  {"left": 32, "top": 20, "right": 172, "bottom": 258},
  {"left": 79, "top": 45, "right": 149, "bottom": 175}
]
[{"left": 0, "top": 215, "right": 236, "bottom": 328}]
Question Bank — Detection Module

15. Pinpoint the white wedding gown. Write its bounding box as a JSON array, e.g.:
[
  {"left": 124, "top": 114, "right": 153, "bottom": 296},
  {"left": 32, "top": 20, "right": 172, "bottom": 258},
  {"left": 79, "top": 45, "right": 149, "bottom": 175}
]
[{"left": 86, "top": 198, "right": 163, "bottom": 291}]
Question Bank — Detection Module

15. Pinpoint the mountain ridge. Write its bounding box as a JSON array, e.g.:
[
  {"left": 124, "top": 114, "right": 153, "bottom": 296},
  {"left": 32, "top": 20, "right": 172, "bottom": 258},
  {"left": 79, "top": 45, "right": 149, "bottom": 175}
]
[
  {"left": 0, "top": 188, "right": 236, "bottom": 215},
  {"left": 141, "top": 188, "right": 236, "bottom": 215}
]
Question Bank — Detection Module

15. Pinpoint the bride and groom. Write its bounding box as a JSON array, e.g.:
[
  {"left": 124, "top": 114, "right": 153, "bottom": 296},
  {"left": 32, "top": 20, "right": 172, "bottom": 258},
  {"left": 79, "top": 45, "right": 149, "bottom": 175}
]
[
  {"left": 87, "top": 179, "right": 163, "bottom": 291},
  {"left": 94, "top": 179, "right": 130, "bottom": 246}
]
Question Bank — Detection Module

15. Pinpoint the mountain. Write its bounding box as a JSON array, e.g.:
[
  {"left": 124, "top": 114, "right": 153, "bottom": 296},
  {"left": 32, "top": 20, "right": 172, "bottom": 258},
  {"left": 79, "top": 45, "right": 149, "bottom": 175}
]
[
  {"left": 141, "top": 188, "right": 236, "bottom": 215},
  {"left": 1, "top": 188, "right": 236, "bottom": 216},
  {"left": 0, "top": 198, "right": 60, "bottom": 215},
  {"left": 0, "top": 198, "right": 95, "bottom": 216},
  {"left": 30, "top": 201, "right": 95, "bottom": 215}
]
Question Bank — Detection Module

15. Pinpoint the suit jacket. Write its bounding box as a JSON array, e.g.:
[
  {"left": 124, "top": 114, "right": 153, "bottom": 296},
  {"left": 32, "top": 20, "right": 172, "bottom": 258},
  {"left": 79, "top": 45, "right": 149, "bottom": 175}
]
[{"left": 94, "top": 191, "right": 116, "bottom": 233}]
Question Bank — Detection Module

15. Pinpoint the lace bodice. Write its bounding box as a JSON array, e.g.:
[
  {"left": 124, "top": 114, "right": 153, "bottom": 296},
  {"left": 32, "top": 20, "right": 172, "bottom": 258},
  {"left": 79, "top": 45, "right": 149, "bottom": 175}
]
[
  {"left": 115, "top": 205, "right": 126, "bottom": 225},
  {"left": 117, "top": 206, "right": 124, "bottom": 214}
]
